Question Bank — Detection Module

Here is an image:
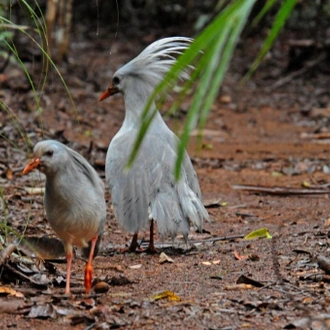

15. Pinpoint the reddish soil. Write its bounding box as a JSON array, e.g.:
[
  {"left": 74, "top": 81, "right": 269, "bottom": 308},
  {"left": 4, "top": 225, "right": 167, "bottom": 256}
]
[{"left": 1, "top": 30, "right": 330, "bottom": 329}]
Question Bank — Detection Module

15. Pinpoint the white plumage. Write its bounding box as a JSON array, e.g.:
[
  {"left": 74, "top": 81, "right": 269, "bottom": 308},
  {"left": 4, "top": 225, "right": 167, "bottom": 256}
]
[{"left": 100, "top": 37, "right": 209, "bottom": 252}]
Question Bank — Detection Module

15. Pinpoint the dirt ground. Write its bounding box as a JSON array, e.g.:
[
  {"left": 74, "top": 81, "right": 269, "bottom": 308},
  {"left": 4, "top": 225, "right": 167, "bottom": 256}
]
[{"left": 1, "top": 26, "right": 330, "bottom": 329}]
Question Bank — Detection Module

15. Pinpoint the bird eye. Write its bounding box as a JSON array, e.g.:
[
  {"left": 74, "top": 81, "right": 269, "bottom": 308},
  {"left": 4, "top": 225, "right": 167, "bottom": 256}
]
[
  {"left": 45, "top": 150, "right": 53, "bottom": 157},
  {"left": 112, "top": 76, "right": 120, "bottom": 85}
]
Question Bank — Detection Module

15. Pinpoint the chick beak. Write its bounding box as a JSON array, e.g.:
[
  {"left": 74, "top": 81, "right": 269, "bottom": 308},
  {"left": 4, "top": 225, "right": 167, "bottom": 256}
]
[
  {"left": 22, "top": 158, "right": 40, "bottom": 175},
  {"left": 99, "top": 84, "right": 120, "bottom": 101}
]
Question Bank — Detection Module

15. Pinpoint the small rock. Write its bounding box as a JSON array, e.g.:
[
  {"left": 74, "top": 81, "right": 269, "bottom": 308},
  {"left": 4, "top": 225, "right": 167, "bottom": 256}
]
[
  {"left": 93, "top": 281, "right": 109, "bottom": 293},
  {"left": 220, "top": 95, "right": 231, "bottom": 104}
]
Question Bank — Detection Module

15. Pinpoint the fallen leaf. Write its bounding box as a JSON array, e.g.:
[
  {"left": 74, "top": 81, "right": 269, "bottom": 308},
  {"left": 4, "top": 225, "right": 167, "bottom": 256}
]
[
  {"left": 302, "top": 297, "right": 314, "bottom": 304},
  {"left": 159, "top": 252, "right": 174, "bottom": 264},
  {"left": 236, "top": 274, "right": 264, "bottom": 288},
  {"left": 225, "top": 284, "right": 253, "bottom": 290},
  {"left": 201, "top": 143, "right": 213, "bottom": 150},
  {"left": 150, "top": 290, "right": 181, "bottom": 302},
  {"left": 24, "top": 187, "right": 45, "bottom": 195},
  {"left": 202, "top": 260, "right": 220, "bottom": 266},
  {"left": 0, "top": 286, "right": 24, "bottom": 298},
  {"left": 203, "top": 199, "right": 227, "bottom": 208},
  {"left": 6, "top": 168, "right": 13, "bottom": 180},
  {"left": 234, "top": 250, "right": 249, "bottom": 260},
  {"left": 244, "top": 228, "right": 272, "bottom": 240},
  {"left": 80, "top": 298, "right": 96, "bottom": 308},
  {"left": 301, "top": 180, "right": 310, "bottom": 188},
  {"left": 27, "top": 304, "right": 57, "bottom": 319},
  {"left": 17, "top": 236, "right": 66, "bottom": 260},
  {"left": 129, "top": 264, "right": 142, "bottom": 269}
]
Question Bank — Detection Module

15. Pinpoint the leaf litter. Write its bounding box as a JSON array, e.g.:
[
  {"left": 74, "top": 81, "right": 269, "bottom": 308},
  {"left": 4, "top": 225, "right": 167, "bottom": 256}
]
[{"left": 2, "top": 30, "right": 330, "bottom": 330}]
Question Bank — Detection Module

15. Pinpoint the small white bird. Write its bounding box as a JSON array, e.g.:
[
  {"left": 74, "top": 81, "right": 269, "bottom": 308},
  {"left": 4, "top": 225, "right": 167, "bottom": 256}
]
[
  {"left": 23, "top": 140, "right": 106, "bottom": 294},
  {"left": 100, "top": 37, "right": 209, "bottom": 252}
]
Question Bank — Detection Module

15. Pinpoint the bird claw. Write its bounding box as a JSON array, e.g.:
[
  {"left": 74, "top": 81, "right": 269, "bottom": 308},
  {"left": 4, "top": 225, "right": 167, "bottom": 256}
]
[
  {"left": 119, "top": 245, "right": 159, "bottom": 254},
  {"left": 141, "top": 245, "right": 159, "bottom": 254}
]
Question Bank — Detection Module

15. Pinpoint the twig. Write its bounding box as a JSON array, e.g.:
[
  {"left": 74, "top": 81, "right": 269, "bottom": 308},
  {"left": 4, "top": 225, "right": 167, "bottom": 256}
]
[
  {"left": 232, "top": 184, "right": 330, "bottom": 196},
  {"left": 269, "top": 52, "right": 327, "bottom": 91},
  {"left": 139, "top": 234, "right": 245, "bottom": 249},
  {"left": 0, "top": 244, "right": 18, "bottom": 266}
]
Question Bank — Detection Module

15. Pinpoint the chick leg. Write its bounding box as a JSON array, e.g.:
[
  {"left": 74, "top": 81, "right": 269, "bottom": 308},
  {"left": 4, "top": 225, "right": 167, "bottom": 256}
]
[
  {"left": 84, "top": 236, "right": 98, "bottom": 294},
  {"left": 65, "top": 250, "right": 73, "bottom": 294}
]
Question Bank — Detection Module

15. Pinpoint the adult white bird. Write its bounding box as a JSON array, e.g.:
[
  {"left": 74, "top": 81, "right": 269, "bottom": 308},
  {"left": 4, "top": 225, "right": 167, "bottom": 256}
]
[
  {"left": 23, "top": 140, "right": 106, "bottom": 294},
  {"left": 100, "top": 37, "right": 209, "bottom": 252}
]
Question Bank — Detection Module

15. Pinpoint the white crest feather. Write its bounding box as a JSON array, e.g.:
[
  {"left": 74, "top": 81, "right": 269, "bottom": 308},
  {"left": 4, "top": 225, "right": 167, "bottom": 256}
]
[{"left": 117, "top": 37, "right": 192, "bottom": 87}]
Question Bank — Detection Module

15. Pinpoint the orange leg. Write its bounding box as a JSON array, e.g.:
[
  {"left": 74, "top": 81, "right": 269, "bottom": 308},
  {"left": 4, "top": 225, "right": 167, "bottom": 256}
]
[
  {"left": 65, "top": 250, "right": 73, "bottom": 294},
  {"left": 84, "top": 236, "right": 98, "bottom": 294}
]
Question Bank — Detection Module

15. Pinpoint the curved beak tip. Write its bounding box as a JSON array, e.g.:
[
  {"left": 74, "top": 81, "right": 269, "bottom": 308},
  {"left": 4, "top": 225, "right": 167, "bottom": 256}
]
[
  {"left": 99, "top": 85, "right": 120, "bottom": 102},
  {"left": 22, "top": 158, "right": 40, "bottom": 175},
  {"left": 99, "top": 89, "right": 110, "bottom": 102}
]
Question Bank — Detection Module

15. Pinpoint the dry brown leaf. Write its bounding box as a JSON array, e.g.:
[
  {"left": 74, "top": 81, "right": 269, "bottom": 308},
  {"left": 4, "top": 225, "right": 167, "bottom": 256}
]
[
  {"left": 6, "top": 168, "right": 13, "bottom": 180},
  {"left": 234, "top": 250, "right": 249, "bottom": 260},
  {"left": 302, "top": 297, "right": 314, "bottom": 304},
  {"left": 0, "top": 286, "right": 24, "bottom": 298}
]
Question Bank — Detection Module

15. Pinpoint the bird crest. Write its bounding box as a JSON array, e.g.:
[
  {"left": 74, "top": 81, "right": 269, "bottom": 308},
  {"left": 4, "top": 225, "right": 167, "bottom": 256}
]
[{"left": 118, "top": 37, "right": 192, "bottom": 88}]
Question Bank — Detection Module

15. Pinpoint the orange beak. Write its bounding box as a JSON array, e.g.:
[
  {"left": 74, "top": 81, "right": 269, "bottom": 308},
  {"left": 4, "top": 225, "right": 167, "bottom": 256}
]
[
  {"left": 99, "top": 84, "right": 120, "bottom": 101},
  {"left": 22, "top": 158, "right": 40, "bottom": 175}
]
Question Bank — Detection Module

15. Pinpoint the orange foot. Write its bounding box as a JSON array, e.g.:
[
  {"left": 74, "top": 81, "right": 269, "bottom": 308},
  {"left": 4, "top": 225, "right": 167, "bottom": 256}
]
[{"left": 84, "top": 263, "right": 93, "bottom": 294}]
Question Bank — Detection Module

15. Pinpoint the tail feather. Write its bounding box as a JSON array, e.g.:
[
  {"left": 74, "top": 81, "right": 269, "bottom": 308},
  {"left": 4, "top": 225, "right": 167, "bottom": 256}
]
[
  {"left": 151, "top": 193, "right": 189, "bottom": 241},
  {"left": 177, "top": 182, "right": 209, "bottom": 232}
]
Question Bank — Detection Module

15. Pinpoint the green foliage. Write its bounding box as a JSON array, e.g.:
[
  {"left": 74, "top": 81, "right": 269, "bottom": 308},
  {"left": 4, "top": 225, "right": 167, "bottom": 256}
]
[
  {"left": 247, "top": 0, "right": 297, "bottom": 78},
  {"left": 128, "top": 0, "right": 297, "bottom": 180}
]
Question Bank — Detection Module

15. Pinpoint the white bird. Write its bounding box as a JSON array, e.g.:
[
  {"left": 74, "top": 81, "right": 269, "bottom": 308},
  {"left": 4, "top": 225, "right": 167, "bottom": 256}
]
[
  {"left": 100, "top": 37, "right": 209, "bottom": 252},
  {"left": 23, "top": 140, "right": 106, "bottom": 294}
]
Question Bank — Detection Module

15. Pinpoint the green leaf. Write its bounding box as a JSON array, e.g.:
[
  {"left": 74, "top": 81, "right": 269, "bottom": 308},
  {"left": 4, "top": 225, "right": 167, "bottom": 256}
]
[
  {"left": 244, "top": 228, "right": 273, "bottom": 240},
  {"left": 245, "top": 0, "right": 297, "bottom": 79}
]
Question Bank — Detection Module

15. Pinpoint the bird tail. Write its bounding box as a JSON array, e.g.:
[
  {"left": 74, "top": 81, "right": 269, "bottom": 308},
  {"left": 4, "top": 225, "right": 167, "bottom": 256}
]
[
  {"left": 151, "top": 192, "right": 189, "bottom": 241},
  {"left": 177, "top": 183, "right": 209, "bottom": 232}
]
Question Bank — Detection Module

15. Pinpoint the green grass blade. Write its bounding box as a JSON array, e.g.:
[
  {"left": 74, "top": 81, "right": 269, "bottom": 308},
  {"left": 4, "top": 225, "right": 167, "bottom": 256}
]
[
  {"left": 246, "top": 0, "right": 296, "bottom": 78},
  {"left": 251, "top": 0, "right": 277, "bottom": 27}
]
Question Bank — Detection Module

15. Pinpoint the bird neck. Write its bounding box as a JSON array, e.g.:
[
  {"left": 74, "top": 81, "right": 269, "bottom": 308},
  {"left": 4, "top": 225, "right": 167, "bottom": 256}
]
[{"left": 122, "top": 91, "right": 165, "bottom": 132}]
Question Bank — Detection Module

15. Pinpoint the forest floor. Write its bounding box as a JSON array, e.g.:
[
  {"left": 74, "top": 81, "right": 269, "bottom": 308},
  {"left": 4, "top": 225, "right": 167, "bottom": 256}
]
[{"left": 1, "top": 25, "right": 330, "bottom": 329}]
